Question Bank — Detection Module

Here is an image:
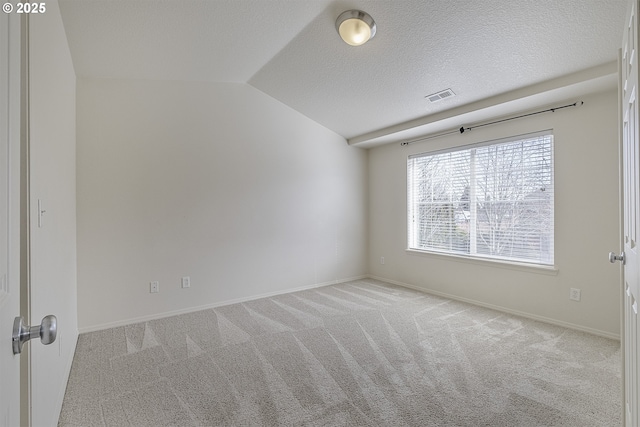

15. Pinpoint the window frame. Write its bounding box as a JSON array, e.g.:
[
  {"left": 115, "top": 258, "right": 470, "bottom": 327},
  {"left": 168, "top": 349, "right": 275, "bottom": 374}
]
[{"left": 407, "top": 130, "right": 555, "bottom": 268}]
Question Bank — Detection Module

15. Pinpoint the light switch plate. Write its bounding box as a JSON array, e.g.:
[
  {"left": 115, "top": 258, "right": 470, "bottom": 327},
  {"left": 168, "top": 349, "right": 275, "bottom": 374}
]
[{"left": 181, "top": 276, "right": 190, "bottom": 288}]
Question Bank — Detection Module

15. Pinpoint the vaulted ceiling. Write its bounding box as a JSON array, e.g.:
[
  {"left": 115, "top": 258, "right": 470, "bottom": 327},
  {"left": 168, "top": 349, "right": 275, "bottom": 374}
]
[{"left": 58, "top": 0, "right": 627, "bottom": 146}]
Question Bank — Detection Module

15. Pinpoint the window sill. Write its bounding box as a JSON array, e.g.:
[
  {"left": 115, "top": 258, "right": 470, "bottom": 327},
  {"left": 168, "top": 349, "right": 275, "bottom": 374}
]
[{"left": 405, "top": 249, "right": 559, "bottom": 276}]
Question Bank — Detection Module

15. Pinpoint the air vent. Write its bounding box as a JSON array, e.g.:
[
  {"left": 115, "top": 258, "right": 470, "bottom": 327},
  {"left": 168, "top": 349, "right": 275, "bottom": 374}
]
[{"left": 426, "top": 88, "right": 455, "bottom": 103}]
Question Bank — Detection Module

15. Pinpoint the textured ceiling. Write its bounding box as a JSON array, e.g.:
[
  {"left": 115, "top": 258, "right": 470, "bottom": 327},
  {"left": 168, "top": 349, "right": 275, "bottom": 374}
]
[{"left": 58, "top": 0, "right": 627, "bottom": 142}]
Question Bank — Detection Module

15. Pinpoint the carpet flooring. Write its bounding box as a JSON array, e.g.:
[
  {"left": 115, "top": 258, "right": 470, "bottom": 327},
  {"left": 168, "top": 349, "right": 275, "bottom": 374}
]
[{"left": 58, "top": 279, "right": 621, "bottom": 426}]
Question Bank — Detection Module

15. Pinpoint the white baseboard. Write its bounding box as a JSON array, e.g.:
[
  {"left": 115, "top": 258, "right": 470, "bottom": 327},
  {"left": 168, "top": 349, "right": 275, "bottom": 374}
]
[
  {"left": 79, "top": 273, "right": 620, "bottom": 341},
  {"left": 78, "top": 275, "right": 368, "bottom": 334},
  {"left": 367, "top": 275, "right": 621, "bottom": 341}
]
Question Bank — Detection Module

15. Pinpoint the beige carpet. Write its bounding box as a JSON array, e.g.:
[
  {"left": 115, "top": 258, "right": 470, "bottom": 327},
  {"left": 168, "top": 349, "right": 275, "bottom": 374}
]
[{"left": 58, "top": 279, "right": 621, "bottom": 426}]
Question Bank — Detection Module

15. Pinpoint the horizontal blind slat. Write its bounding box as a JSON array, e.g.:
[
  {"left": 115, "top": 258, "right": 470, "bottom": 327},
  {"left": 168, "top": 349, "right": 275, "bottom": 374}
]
[{"left": 408, "top": 131, "right": 554, "bottom": 266}]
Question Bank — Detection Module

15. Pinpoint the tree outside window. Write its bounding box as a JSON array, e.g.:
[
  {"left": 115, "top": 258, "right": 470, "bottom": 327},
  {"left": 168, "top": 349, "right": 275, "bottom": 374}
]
[{"left": 407, "top": 132, "right": 554, "bottom": 266}]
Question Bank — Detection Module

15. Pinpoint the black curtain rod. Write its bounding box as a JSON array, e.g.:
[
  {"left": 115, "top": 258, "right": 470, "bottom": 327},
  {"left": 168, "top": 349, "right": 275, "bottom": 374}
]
[{"left": 400, "top": 101, "right": 583, "bottom": 147}]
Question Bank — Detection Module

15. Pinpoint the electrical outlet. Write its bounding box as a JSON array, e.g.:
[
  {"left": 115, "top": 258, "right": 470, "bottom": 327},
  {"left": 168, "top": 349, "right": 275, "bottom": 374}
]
[
  {"left": 569, "top": 288, "right": 581, "bottom": 301},
  {"left": 150, "top": 281, "right": 159, "bottom": 293},
  {"left": 380, "top": 256, "right": 385, "bottom": 265},
  {"left": 181, "top": 276, "right": 191, "bottom": 288}
]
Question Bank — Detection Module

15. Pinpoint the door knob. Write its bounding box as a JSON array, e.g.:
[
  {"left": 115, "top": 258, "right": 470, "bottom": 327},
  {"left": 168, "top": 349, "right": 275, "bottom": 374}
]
[
  {"left": 12, "top": 315, "right": 57, "bottom": 355},
  {"left": 609, "top": 251, "right": 625, "bottom": 264}
]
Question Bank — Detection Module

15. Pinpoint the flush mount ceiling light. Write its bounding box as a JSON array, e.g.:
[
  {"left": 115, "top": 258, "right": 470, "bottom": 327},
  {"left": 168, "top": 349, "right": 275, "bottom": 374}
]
[{"left": 335, "top": 10, "right": 376, "bottom": 46}]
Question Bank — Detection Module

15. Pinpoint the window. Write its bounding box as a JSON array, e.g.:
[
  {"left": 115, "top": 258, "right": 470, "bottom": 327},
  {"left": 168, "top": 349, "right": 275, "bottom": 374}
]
[{"left": 407, "top": 131, "right": 554, "bottom": 266}]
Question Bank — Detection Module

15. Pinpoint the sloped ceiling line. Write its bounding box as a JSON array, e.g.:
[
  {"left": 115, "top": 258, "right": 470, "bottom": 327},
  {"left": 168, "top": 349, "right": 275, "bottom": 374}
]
[{"left": 58, "top": 0, "right": 627, "bottom": 142}]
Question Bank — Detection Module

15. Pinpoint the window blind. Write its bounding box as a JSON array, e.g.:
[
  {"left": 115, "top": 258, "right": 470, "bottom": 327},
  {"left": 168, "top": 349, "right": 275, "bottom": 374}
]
[{"left": 407, "top": 131, "right": 554, "bottom": 266}]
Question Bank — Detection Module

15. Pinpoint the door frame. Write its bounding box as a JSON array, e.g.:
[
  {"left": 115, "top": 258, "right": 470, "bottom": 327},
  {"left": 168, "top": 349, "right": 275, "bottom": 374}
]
[
  {"left": 0, "top": 10, "right": 22, "bottom": 427},
  {"left": 618, "top": 45, "right": 628, "bottom": 426},
  {"left": 620, "top": 1, "right": 640, "bottom": 424},
  {"left": 19, "top": 13, "right": 32, "bottom": 427}
]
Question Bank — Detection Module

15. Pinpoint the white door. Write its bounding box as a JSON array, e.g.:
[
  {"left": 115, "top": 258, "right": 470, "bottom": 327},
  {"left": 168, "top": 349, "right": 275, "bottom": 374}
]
[
  {"left": 1, "top": 5, "right": 75, "bottom": 426},
  {"left": 621, "top": 1, "right": 640, "bottom": 425},
  {"left": 0, "top": 11, "right": 22, "bottom": 427},
  {"left": 27, "top": 3, "right": 78, "bottom": 425}
]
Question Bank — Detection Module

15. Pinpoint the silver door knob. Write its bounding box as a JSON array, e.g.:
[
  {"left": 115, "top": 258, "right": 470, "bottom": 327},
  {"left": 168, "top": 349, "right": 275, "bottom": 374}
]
[
  {"left": 609, "top": 251, "right": 625, "bottom": 264},
  {"left": 12, "top": 315, "right": 57, "bottom": 355}
]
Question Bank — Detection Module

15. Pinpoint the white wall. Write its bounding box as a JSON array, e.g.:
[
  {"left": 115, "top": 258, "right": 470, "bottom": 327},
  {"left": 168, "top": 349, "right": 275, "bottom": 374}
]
[
  {"left": 28, "top": 1, "right": 78, "bottom": 424},
  {"left": 368, "top": 89, "right": 621, "bottom": 338},
  {"left": 75, "top": 77, "right": 620, "bottom": 338},
  {"left": 76, "top": 79, "right": 368, "bottom": 330}
]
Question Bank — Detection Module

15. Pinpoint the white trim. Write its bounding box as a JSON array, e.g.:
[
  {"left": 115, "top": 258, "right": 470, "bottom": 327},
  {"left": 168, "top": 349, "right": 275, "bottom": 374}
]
[
  {"left": 367, "top": 274, "right": 620, "bottom": 341},
  {"left": 407, "top": 131, "right": 555, "bottom": 267},
  {"left": 78, "top": 272, "right": 618, "bottom": 340},
  {"left": 405, "top": 249, "right": 559, "bottom": 275},
  {"left": 78, "top": 275, "right": 368, "bottom": 333}
]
